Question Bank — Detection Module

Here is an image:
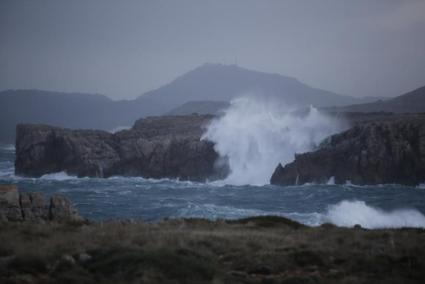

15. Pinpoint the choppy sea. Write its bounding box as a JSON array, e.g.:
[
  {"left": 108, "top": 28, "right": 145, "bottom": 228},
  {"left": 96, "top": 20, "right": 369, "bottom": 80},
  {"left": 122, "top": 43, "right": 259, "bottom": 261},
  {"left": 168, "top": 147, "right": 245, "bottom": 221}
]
[{"left": 1, "top": 144, "right": 425, "bottom": 229}]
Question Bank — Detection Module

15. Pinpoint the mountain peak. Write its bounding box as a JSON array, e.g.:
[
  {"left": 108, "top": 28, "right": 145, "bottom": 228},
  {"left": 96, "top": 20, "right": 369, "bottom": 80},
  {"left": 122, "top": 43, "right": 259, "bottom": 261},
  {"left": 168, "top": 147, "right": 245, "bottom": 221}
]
[
  {"left": 139, "top": 63, "right": 357, "bottom": 110},
  {"left": 181, "top": 63, "right": 299, "bottom": 83}
]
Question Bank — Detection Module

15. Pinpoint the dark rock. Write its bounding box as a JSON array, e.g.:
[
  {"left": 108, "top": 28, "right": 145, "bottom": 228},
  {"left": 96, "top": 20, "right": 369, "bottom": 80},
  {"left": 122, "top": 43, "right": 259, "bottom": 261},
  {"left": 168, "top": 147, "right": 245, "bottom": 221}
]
[
  {"left": 271, "top": 117, "right": 425, "bottom": 186},
  {"left": 78, "top": 253, "right": 92, "bottom": 263},
  {"left": 15, "top": 114, "right": 228, "bottom": 181},
  {"left": 49, "top": 194, "right": 82, "bottom": 222},
  {"left": 0, "top": 185, "right": 23, "bottom": 221},
  {"left": 20, "top": 192, "right": 48, "bottom": 221},
  {"left": 0, "top": 185, "right": 82, "bottom": 223}
]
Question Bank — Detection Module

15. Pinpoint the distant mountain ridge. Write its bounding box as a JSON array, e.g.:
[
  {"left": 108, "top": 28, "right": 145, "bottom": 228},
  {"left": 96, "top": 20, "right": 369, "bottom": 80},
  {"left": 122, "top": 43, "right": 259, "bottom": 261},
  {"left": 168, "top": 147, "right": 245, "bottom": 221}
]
[
  {"left": 0, "top": 89, "right": 143, "bottom": 143},
  {"left": 332, "top": 86, "right": 425, "bottom": 113},
  {"left": 0, "top": 63, "right": 397, "bottom": 143},
  {"left": 136, "top": 63, "right": 379, "bottom": 114}
]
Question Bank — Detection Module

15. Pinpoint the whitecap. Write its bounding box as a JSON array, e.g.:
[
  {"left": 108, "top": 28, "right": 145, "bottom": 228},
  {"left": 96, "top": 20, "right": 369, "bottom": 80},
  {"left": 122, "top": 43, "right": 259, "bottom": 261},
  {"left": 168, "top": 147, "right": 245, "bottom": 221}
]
[
  {"left": 323, "top": 200, "right": 425, "bottom": 229},
  {"left": 40, "top": 171, "right": 79, "bottom": 181},
  {"left": 176, "top": 203, "right": 279, "bottom": 220},
  {"left": 109, "top": 126, "right": 131, "bottom": 133},
  {"left": 0, "top": 144, "right": 15, "bottom": 152},
  {"left": 326, "top": 176, "right": 335, "bottom": 185}
]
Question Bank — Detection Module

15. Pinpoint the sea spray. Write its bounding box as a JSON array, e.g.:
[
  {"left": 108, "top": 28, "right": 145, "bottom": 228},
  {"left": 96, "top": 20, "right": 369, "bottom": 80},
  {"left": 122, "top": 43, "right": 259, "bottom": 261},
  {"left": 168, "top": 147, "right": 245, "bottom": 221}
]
[
  {"left": 324, "top": 200, "right": 425, "bottom": 229},
  {"left": 202, "top": 97, "right": 345, "bottom": 185}
]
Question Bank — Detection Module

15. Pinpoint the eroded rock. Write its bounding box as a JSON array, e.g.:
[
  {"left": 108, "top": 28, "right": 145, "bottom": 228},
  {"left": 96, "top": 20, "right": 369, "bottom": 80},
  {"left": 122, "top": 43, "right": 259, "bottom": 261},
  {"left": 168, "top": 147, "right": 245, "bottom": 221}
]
[
  {"left": 271, "top": 117, "right": 425, "bottom": 186},
  {"left": 49, "top": 194, "right": 82, "bottom": 222},
  {"left": 15, "top": 114, "right": 228, "bottom": 181},
  {"left": 0, "top": 185, "right": 82, "bottom": 223},
  {"left": 0, "top": 185, "right": 23, "bottom": 221}
]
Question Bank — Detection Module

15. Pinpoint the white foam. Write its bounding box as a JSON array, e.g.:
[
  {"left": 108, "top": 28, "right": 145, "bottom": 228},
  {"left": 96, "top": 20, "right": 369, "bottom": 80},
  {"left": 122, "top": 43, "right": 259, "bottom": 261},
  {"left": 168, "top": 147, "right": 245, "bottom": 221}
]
[
  {"left": 324, "top": 200, "right": 425, "bottom": 229},
  {"left": 326, "top": 176, "right": 335, "bottom": 185},
  {"left": 0, "top": 168, "right": 14, "bottom": 178},
  {"left": 109, "top": 126, "right": 131, "bottom": 133},
  {"left": 176, "top": 203, "right": 276, "bottom": 220},
  {"left": 202, "top": 97, "right": 345, "bottom": 186},
  {"left": 40, "top": 171, "right": 79, "bottom": 181},
  {"left": 417, "top": 183, "right": 425, "bottom": 189},
  {"left": 0, "top": 144, "right": 15, "bottom": 152}
]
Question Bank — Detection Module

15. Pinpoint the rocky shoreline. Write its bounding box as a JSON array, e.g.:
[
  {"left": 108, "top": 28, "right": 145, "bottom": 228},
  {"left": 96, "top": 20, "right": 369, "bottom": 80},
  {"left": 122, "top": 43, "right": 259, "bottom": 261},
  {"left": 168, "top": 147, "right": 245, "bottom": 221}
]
[
  {"left": 271, "top": 115, "right": 425, "bottom": 186},
  {"left": 15, "top": 114, "right": 228, "bottom": 181},
  {"left": 1, "top": 209, "right": 425, "bottom": 283},
  {"left": 0, "top": 185, "right": 82, "bottom": 223},
  {"left": 13, "top": 112, "right": 425, "bottom": 186},
  {"left": 2, "top": 186, "right": 425, "bottom": 283}
]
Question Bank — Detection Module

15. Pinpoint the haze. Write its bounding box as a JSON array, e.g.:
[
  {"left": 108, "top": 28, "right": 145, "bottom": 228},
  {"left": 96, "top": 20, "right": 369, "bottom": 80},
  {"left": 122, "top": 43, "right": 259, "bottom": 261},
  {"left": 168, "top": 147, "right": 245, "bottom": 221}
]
[{"left": 1, "top": 0, "right": 424, "bottom": 99}]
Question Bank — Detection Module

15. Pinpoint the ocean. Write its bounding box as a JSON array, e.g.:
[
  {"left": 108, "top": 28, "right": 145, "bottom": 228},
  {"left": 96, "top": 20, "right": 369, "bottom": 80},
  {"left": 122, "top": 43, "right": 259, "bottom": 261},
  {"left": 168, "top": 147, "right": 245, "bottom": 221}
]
[{"left": 1, "top": 144, "right": 425, "bottom": 229}]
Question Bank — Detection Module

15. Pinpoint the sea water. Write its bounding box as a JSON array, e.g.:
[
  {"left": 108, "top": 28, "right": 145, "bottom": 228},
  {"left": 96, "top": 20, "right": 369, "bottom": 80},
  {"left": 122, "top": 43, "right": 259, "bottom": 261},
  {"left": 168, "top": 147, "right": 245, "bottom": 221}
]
[{"left": 2, "top": 144, "right": 425, "bottom": 229}]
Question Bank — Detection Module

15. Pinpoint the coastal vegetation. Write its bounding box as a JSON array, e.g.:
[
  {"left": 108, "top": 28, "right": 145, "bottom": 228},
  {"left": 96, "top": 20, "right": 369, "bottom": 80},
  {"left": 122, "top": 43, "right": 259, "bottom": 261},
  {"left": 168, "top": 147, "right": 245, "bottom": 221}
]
[{"left": 1, "top": 217, "right": 425, "bottom": 283}]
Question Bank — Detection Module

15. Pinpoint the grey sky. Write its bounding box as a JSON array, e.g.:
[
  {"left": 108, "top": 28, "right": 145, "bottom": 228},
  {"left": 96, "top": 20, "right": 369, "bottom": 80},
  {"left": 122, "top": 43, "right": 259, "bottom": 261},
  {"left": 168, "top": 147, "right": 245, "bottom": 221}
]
[{"left": 1, "top": 0, "right": 424, "bottom": 99}]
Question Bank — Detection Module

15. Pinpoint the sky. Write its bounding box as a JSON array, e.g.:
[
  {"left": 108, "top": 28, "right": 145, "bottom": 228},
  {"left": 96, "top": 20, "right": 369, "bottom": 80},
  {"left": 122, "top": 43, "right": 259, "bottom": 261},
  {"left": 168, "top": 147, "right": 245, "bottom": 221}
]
[{"left": 1, "top": 0, "right": 424, "bottom": 100}]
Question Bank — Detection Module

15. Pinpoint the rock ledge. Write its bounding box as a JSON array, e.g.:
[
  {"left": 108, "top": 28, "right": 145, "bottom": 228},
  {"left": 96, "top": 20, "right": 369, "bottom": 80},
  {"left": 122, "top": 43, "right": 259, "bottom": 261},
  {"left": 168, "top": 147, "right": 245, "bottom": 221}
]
[{"left": 0, "top": 184, "right": 82, "bottom": 222}]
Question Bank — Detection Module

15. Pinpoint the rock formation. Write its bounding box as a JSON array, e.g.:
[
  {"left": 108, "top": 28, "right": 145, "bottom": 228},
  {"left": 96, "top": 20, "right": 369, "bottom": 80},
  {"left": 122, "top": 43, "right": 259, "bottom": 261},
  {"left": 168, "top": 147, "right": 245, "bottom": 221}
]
[
  {"left": 15, "top": 114, "right": 227, "bottom": 181},
  {"left": 0, "top": 184, "right": 82, "bottom": 222},
  {"left": 271, "top": 116, "right": 425, "bottom": 186}
]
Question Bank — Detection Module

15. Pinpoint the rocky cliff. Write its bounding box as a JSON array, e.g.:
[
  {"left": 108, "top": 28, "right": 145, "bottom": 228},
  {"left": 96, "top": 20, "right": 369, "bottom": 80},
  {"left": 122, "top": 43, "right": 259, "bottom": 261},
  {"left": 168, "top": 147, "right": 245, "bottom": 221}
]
[
  {"left": 15, "top": 114, "right": 227, "bottom": 181},
  {"left": 271, "top": 116, "right": 425, "bottom": 186},
  {"left": 0, "top": 184, "right": 82, "bottom": 222}
]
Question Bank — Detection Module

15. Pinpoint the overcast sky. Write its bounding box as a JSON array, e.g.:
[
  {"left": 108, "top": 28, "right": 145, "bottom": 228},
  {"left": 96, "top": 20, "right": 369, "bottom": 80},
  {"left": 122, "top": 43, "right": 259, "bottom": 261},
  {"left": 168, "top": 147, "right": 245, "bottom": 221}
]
[{"left": 1, "top": 0, "right": 424, "bottom": 99}]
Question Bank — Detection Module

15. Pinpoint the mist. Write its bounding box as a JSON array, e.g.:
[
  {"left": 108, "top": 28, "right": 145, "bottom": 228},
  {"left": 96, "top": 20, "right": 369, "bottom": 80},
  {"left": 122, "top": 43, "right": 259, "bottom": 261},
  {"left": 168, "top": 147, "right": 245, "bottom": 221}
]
[{"left": 202, "top": 96, "right": 346, "bottom": 185}]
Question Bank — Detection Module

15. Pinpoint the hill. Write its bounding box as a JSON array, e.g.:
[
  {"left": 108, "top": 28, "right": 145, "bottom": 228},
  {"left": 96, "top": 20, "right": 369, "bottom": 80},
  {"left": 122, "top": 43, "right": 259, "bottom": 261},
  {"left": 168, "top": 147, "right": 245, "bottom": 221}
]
[
  {"left": 0, "top": 64, "right": 386, "bottom": 143},
  {"left": 0, "top": 90, "right": 146, "bottom": 143},
  {"left": 332, "top": 86, "right": 425, "bottom": 113},
  {"left": 136, "top": 63, "right": 378, "bottom": 114}
]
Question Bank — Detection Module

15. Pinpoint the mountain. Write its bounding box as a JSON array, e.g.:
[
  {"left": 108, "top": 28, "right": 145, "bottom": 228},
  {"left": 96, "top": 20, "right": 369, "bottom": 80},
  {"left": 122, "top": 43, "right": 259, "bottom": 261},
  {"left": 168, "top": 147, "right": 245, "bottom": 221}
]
[
  {"left": 167, "top": 101, "right": 230, "bottom": 115},
  {"left": 332, "top": 86, "right": 425, "bottom": 113},
  {"left": 135, "top": 63, "right": 378, "bottom": 114},
  {"left": 0, "top": 64, "right": 390, "bottom": 143},
  {"left": 0, "top": 90, "right": 146, "bottom": 143}
]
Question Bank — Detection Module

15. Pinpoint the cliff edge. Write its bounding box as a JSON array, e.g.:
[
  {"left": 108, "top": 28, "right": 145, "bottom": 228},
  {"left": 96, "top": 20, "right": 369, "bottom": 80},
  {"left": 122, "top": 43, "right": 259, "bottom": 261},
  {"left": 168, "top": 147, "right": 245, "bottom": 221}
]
[
  {"left": 271, "top": 116, "right": 425, "bottom": 186},
  {"left": 15, "top": 114, "right": 227, "bottom": 181}
]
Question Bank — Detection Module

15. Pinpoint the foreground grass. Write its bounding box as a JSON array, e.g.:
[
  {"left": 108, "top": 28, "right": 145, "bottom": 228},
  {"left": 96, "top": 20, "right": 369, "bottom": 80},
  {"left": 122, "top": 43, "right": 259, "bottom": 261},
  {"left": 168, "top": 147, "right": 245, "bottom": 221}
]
[{"left": 1, "top": 217, "right": 425, "bottom": 283}]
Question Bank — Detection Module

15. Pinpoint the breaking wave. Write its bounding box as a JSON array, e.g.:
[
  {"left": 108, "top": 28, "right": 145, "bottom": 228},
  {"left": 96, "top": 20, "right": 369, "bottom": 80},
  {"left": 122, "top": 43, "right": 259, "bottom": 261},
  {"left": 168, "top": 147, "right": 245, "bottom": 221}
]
[
  {"left": 323, "top": 200, "right": 425, "bottom": 229},
  {"left": 40, "top": 171, "right": 79, "bottom": 181},
  {"left": 172, "top": 200, "right": 425, "bottom": 229},
  {"left": 0, "top": 144, "right": 15, "bottom": 152},
  {"left": 110, "top": 126, "right": 131, "bottom": 133},
  {"left": 202, "top": 97, "right": 345, "bottom": 185}
]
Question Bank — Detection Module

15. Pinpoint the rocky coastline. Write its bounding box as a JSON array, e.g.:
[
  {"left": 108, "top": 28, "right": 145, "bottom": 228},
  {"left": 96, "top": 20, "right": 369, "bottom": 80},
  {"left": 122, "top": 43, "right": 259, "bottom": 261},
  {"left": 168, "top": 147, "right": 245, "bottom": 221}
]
[
  {"left": 14, "top": 112, "right": 425, "bottom": 186},
  {"left": 15, "top": 114, "right": 228, "bottom": 181},
  {"left": 0, "top": 184, "right": 82, "bottom": 223},
  {"left": 270, "top": 115, "right": 425, "bottom": 186},
  {"left": 1, "top": 203, "right": 425, "bottom": 283},
  {"left": 2, "top": 185, "right": 425, "bottom": 283}
]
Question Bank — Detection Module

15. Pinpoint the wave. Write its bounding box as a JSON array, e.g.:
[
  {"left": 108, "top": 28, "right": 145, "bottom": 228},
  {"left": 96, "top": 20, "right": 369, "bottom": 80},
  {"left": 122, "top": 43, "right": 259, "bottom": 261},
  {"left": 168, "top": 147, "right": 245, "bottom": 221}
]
[
  {"left": 109, "top": 126, "right": 131, "bottom": 133},
  {"left": 323, "top": 200, "right": 425, "bottom": 229},
  {"left": 40, "top": 171, "right": 79, "bottom": 181},
  {"left": 0, "top": 144, "right": 15, "bottom": 152},
  {"left": 176, "top": 203, "right": 282, "bottom": 220},
  {"left": 0, "top": 168, "right": 14, "bottom": 178},
  {"left": 417, "top": 183, "right": 425, "bottom": 189},
  {"left": 202, "top": 97, "right": 346, "bottom": 186},
  {"left": 174, "top": 201, "right": 425, "bottom": 229}
]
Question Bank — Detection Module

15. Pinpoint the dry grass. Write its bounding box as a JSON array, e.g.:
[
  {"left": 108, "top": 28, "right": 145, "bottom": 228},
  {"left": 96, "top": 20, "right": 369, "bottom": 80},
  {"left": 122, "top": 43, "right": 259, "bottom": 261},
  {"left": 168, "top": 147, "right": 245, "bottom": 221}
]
[{"left": 1, "top": 217, "right": 425, "bottom": 283}]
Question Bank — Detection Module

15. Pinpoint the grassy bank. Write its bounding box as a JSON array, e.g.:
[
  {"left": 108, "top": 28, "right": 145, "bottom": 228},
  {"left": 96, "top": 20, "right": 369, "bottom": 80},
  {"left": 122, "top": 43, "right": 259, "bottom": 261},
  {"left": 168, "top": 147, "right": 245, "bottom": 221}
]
[{"left": 1, "top": 216, "right": 425, "bottom": 283}]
